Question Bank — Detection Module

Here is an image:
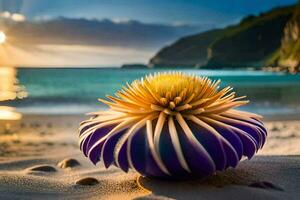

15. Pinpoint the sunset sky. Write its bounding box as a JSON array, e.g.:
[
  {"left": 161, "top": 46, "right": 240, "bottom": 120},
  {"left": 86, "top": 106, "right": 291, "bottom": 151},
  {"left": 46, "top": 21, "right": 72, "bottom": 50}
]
[{"left": 0, "top": 0, "right": 298, "bottom": 67}]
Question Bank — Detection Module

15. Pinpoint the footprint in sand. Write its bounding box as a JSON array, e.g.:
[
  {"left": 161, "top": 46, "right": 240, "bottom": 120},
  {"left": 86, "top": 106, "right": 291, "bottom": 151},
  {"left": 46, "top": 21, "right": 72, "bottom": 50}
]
[
  {"left": 26, "top": 164, "right": 57, "bottom": 173},
  {"left": 57, "top": 158, "right": 80, "bottom": 169},
  {"left": 75, "top": 177, "right": 99, "bottom": 186},
  {"left": 248, "top": 181, "right": 284, "bottom": 191}
]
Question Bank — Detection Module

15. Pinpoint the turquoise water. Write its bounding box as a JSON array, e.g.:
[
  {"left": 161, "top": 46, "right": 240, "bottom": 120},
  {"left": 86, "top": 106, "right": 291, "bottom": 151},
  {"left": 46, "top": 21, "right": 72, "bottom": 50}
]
[{"left": 6, "top": 68, "right": 300, "bottom": 117}]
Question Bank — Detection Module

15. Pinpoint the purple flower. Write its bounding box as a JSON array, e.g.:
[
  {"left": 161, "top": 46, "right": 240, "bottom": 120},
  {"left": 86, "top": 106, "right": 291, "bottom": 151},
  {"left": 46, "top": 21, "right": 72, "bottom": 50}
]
[{"left": 79, "top": 72, "right": 267, "bottom": 179}]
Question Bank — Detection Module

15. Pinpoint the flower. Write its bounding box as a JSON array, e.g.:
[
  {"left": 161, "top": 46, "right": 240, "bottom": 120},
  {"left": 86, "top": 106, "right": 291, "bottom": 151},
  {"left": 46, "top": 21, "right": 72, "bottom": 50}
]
[{"left": 79, "top": 72, "right": 267, "bottom": 179}]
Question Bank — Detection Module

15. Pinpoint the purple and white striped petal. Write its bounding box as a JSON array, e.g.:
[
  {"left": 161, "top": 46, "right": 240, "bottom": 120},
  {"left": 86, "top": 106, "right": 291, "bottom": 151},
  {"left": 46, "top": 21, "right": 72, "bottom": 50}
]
[{"left": 78, "top": 72, "right": 267, "bottom": 179}]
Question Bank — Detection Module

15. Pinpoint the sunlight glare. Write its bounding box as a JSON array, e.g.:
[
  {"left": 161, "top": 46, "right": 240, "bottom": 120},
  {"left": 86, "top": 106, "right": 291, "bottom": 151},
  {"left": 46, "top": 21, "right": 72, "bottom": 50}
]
[
  {"left": 0, "top": 31, "right": 6, "bottom": 44},
  {"left": 0, "top": 106, "right": 22, "bottom": 120}
]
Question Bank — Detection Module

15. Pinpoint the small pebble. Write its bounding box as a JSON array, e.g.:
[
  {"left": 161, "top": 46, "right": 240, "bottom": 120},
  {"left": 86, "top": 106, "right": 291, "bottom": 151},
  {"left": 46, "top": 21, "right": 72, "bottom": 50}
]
[
  {"left": 57, "top": 158, "right": 80, "bottom": 169},
  {"left": 271, "top": 126, "right": 280, "bottom": 132},
  {"left": 31, "top": 123, "right": 40, "bottom": 128},
  {"left": 75, "top": 177, "right": 99, "bottom": 186},
  {"left": 12, "top": 139, "right": 21, "bottom": 144},
  {"left": 3, "top": 127, "right": 13, "bottom": 134},
  {"left": 249, "top": 181, "right": 284, "bottom": 191},
  {"left": 40, "top": 131, "right": 47, "bottom": 135},
  {"left": 44, "top": 142, "right": 54, "bottom": 146},
  {"left": 27, "top": 165, "right": 57, "bottom": 172}
]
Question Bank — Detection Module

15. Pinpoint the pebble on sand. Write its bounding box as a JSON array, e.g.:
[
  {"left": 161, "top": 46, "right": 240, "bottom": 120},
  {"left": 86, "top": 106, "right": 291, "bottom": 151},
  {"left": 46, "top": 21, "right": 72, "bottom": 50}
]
[
  {"left": 57, "top": 158, "right": 80, "bottom": 169},
  {"left": 26, "top": 165, "right": 57, "bottom": 172},
  {"left": 75, "top": 177, "right": 99, "bottom": 186}
]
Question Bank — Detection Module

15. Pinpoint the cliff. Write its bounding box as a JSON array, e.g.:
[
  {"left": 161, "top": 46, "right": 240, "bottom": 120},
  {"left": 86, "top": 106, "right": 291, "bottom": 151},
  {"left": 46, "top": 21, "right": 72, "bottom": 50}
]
[
  {"left": 149, "top": 4, "right": 298, "bottom": 69},
  {"left": 273, "top": 3, "right": 300, "bottom": 72}
]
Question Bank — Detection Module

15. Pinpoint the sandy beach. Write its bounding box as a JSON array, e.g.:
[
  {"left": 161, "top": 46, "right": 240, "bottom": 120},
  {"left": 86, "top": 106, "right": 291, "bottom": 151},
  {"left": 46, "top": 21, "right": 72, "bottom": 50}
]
[{"left": 0, "top": 115, "right": 299, "bottom": 200}]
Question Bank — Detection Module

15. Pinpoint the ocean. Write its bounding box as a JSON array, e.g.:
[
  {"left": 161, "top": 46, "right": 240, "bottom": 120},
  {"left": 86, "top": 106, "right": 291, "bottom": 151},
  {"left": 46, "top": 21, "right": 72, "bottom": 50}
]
[{"left": 3, "top": 68, "right": 300, "bottom": 117}]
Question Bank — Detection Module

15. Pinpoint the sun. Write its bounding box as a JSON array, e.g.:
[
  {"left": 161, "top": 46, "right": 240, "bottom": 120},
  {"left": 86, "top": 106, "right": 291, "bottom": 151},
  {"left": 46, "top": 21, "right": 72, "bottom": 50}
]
[{"left": 0, "top": 31, "right": 6, "bottom": 44}]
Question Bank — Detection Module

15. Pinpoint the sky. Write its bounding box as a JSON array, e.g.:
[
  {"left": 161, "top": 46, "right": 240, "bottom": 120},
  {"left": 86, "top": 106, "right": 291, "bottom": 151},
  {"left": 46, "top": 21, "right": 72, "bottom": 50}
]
[
  {"left": 0, "top": 0, "right": 298, "bottom": 67},
  {"left": 0, "top": 0, "right": 298, "bottom": 25}
]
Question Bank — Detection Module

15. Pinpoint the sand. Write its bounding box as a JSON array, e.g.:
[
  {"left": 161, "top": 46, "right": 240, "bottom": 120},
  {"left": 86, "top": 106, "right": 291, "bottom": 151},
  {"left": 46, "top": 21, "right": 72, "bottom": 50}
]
[{"left": 0, "top": 115, "right": 299, "bottom": 200}]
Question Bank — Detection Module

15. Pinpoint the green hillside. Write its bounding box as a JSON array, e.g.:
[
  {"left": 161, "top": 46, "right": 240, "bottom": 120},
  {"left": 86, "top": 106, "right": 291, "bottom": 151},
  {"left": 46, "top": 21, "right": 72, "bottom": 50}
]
[
  {"left": 149, "top": 4, "right": 297, "bottom": 69},
  {"left": 149, "top": 29, "right": 223, "bottom": 68}
]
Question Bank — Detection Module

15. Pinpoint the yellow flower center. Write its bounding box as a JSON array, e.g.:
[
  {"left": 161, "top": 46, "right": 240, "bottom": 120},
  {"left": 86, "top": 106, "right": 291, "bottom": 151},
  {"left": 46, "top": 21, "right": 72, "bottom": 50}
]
[
  {"left": 99, "top": 72, "right": 248, "bottom": 117},
  {"left": 145, "top": 72, "right": 218, "bottom": 111}
]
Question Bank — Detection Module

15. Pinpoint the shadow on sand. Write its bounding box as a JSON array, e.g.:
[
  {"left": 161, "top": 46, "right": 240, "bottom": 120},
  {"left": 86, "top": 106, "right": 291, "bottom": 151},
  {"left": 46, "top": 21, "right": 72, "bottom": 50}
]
[{"left": 136, "top": 155, "right": 300, "bottom": 200}]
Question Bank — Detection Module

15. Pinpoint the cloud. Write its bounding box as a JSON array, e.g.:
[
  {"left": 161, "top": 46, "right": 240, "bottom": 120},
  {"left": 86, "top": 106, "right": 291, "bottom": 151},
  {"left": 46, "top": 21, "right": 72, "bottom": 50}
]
[
  {"left": 0, "top": 17, "right": 214, "bottom": 67},
  {"left": 0, "top": 11, "right": 26, "bottom": 21},
  {"left": 2, "top": 17, "right": 213, "bottom": 49}
]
